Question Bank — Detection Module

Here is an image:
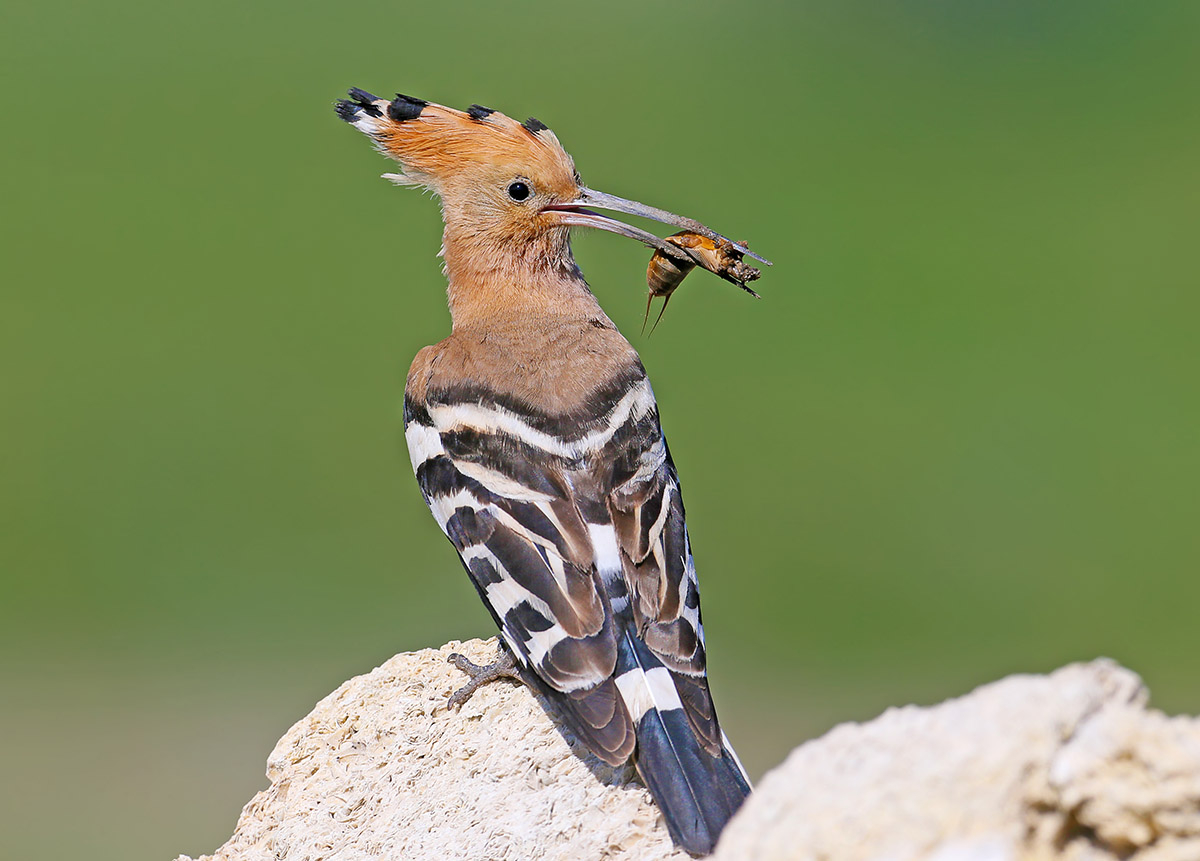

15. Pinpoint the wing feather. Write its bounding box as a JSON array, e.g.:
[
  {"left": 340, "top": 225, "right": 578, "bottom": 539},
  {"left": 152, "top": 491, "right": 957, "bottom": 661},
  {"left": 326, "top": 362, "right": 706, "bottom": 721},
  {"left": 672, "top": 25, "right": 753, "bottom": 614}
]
[
  {"left": 406, "top": 376, "right": 719, "bottom": 764},
  {"left": 610, "top": 441, "right": 716, "bottom": 752},
  {"left": 408, "top": 394, "right": 634, "bottom": 761}
]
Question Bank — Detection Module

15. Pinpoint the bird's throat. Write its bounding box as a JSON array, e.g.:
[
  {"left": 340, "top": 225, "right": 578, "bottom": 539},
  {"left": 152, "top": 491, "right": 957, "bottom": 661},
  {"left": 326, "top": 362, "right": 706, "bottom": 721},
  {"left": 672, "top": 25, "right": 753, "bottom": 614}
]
[{"left": 441, "top": 226, "right": 602, "bottom": 333}]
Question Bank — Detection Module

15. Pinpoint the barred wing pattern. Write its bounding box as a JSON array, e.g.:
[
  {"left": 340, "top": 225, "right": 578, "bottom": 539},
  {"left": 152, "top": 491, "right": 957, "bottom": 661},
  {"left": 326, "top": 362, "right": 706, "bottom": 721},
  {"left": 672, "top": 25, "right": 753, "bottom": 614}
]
[{"left": 404, "top": 366, "right": 750, "bottom": 853}]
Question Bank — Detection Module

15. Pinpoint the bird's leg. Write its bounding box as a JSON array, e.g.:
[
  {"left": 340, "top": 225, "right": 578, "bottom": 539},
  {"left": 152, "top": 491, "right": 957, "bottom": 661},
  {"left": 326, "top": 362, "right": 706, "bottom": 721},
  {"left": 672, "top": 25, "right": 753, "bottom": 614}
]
[{"left": 446, "top": 642, "right": 532, "bottom": 708}]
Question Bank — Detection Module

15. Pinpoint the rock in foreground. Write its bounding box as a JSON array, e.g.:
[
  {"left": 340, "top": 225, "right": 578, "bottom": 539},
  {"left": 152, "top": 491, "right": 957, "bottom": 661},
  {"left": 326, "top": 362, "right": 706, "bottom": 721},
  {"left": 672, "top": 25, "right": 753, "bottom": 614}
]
[
  {"left": 177, "top": 638, "right": 686, "bottom": 861},
  {"left": 714, "top": 659, "right": 1200, "bottom": 861},
  {"left": 177, "top": 643, "right": 1200, "bottom": 861}
]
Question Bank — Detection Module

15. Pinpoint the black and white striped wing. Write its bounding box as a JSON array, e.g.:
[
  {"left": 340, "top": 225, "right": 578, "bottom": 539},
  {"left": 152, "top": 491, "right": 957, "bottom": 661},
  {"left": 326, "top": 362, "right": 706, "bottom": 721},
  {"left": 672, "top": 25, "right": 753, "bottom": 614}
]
[
  {"left": 404, "top": 378, "right": 749, "bottom": 851},
  {"left": 601, "top": 394, "right": 752, "bottom": 848},
  {"left": 608, "top": 430, "right": 722, "bottom": 756},
  {"left": 403, "top": 390, "right": 636, "bottom": 764}
]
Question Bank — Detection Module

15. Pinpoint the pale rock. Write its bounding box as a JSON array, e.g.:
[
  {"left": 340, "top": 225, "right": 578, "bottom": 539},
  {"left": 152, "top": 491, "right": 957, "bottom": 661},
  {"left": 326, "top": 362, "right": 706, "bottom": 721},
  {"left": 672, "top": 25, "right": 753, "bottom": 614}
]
[
  {"left": 175, "top": 638, "right": 687, "bottom": 861},
  {"left": 176, "top": 646, "right": 1200, "bottom": 861},
  {"left": 712, "top": 659, "right": 1200, "bottom": 861}
]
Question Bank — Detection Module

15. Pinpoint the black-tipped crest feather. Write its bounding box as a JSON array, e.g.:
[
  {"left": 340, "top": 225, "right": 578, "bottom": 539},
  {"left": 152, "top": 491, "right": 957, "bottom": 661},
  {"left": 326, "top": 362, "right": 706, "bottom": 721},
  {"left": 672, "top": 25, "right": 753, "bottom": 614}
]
[
  {"left": 388, "top": 93, "right": 427, "bottom": 122},
  {"left": 336, "top": 88, "right": 382, "bottom": 122}
]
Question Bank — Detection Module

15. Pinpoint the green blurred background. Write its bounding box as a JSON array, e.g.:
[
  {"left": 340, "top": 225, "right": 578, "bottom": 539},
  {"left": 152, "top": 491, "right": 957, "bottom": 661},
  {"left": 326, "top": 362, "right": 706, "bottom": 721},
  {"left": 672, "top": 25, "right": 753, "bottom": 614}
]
[{"left": 3, "top": 2, "right": 1198, "bottom": 859}]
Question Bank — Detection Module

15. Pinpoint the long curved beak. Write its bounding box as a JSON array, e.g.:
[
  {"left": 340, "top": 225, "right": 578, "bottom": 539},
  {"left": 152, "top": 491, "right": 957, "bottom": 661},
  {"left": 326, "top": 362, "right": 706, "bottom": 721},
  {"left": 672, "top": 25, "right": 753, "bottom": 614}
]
[{"left": 542, "top": 187, "right": 772, "bottom": 267}]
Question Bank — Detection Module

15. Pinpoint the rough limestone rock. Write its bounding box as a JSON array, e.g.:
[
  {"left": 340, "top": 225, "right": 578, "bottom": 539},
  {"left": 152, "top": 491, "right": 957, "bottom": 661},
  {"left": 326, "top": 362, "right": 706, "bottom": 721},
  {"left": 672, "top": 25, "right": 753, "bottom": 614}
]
[
  {"left": 177, "top": 644, "right": 1200, "bottom": 861},
  {"left": 177, "top": 638, "right": 688, "bottom": 861},
  {"left": 713, "top": 659, "right": 1200, "bottom": 861}
]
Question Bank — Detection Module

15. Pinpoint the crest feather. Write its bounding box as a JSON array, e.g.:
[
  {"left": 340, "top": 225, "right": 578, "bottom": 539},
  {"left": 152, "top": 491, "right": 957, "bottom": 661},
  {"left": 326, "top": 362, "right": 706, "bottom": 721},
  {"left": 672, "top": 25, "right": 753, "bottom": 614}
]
[{"left": 335, "top": 89, "right": 576, "bottom": 194}]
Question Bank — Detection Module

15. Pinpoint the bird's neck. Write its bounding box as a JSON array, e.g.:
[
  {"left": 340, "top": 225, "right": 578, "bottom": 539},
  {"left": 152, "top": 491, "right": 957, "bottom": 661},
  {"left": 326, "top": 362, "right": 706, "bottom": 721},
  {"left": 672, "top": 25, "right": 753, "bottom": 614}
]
[{"left": 441, "top": 225, "right": 606, "bottom": 332}]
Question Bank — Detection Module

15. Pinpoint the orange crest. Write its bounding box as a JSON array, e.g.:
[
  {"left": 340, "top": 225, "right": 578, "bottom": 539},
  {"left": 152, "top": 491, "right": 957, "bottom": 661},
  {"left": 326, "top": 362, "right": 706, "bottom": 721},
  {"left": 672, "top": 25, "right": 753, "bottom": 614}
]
[{"left": 335, "top": 89, "right": 578, "bottom": 200}]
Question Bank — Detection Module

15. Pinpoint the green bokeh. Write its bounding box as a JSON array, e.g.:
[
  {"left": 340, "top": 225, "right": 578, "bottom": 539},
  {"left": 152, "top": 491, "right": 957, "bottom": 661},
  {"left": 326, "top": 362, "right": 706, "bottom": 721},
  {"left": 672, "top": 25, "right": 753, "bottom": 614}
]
[{"left": 3, "top": 2, "right": 1198, "bottom": 859}]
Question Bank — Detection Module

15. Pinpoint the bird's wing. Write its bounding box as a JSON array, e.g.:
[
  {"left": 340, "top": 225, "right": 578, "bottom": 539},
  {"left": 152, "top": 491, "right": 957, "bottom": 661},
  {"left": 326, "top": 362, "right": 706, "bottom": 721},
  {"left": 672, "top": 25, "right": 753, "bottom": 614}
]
[
  {"left": 607, "top": 420, "right": 721, "bottom": 757},
  {"left": 404, "top": 370, "right": 723, "bottom": 764},
  {"left": 596, "top": 380, "right": 749, "bottom": 847},
  {"left": 404, "top": 386, "right": 637, "bottom": 764},
  {"left": 406, "top": 375, "right": 748, "bottom": 849}
]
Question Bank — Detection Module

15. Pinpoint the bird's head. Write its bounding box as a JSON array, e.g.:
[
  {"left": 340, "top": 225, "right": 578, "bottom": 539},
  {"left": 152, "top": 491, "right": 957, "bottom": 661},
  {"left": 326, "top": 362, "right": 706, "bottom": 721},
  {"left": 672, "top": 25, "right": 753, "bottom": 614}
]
[{"left": 335, "top": 89, "right": 766, "bottom": 283}]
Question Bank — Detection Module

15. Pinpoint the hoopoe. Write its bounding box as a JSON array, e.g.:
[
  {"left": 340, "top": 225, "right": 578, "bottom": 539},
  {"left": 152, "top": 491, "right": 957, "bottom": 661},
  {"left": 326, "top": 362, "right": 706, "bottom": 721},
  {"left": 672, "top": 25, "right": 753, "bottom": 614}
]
[{"left": 335, "top": 88, "right": 762, "bottom": 855}]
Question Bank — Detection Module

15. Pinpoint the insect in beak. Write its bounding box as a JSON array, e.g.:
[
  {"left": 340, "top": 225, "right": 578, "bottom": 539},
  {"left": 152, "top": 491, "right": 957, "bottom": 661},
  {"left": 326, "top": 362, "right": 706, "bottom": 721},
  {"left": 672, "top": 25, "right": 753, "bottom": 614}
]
[
  {"left": 543, "top": 188, "right": 770, "bottom": 266},
  {"left": 643, "top": 232, "right": 762, "bottom": 335},
  {"left": 543, "top": 189, "right": 770, "bottom": 333}
]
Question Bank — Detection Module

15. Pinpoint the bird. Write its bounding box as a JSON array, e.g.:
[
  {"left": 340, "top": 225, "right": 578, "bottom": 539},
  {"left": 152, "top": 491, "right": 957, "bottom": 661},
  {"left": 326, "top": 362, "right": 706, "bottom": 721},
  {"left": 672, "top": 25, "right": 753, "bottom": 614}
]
[{"left": 334, "top": 88, "right": 758, "bottom": 855}]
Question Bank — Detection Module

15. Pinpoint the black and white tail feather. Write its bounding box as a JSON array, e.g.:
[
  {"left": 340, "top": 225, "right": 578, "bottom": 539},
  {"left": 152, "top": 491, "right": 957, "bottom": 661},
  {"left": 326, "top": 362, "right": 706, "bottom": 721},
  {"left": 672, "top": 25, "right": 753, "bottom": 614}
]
[
  {"left": 618, "top": 630, "right": 751, "bottom": 852},
  {"left": 406, "top": 364, "right": 750, "bottom": 855}
]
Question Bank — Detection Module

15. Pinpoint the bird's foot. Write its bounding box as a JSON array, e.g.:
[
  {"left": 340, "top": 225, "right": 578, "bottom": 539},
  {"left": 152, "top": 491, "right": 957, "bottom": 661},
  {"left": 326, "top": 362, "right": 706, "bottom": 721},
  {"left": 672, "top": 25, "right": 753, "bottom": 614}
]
[{"left": 447, "top": 644, "right": 529, "bottom": 709}]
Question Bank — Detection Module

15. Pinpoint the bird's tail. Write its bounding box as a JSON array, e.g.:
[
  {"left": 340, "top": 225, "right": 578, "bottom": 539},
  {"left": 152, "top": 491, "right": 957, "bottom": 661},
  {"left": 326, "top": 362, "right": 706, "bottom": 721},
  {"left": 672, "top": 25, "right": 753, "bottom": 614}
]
[{"left": 616, "top": 631, "right": 751, "bottom": 855}]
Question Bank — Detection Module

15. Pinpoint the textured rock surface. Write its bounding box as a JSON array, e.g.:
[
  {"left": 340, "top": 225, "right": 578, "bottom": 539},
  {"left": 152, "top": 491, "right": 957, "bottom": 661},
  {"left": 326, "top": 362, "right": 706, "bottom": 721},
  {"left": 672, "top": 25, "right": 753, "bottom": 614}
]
[
  {"left": 177, "top": 646, "right": 1200, "bottom": 861},
  {"left": 713, "top": 659, "right": 1200, "bottom": 861},
  {"left": 176, "top": 638, "right": 687, "bottom": 861}
]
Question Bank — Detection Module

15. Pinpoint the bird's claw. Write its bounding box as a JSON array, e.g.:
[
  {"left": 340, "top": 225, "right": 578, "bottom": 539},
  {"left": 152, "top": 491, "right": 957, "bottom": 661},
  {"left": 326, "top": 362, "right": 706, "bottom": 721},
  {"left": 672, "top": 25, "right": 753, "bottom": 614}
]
[{"left": 446, "top": 646, "right": 527, "bottom": 709}]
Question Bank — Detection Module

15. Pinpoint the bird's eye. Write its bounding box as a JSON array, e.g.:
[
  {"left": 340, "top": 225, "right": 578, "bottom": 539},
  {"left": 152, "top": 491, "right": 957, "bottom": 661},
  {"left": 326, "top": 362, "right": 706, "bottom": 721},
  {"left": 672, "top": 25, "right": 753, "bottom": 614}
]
[{"left": 507, "top": 180, "right": 532, "bottom": 202}]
